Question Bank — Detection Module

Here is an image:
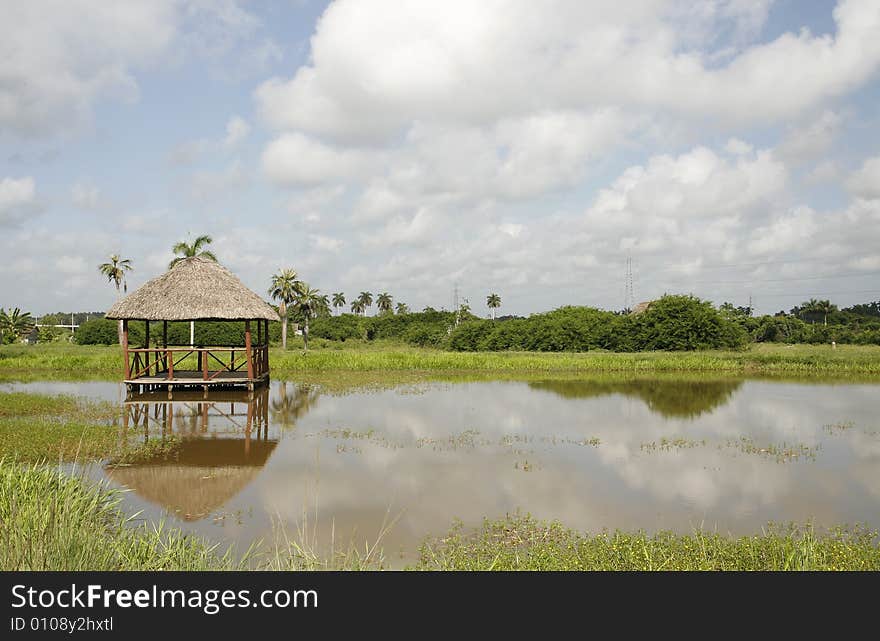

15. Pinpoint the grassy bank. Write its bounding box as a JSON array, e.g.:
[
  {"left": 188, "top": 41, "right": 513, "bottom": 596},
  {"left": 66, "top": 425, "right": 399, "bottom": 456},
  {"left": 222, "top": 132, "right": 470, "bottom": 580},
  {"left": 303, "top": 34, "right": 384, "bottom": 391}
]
[
  {"left": 2, "top": 342, "right": 880, "bottom": 379},
  {"left": 416, "top": 515, "right": 880, "bottom": 571},
  {"left": 3, "top": 462, "right": 878, "bottom": 571},
  {"left": 0, "top": 461, "right": 239, "bottom": 571},
  {"left": 0, "top": 392, "right": 119, "bottom": 462}
]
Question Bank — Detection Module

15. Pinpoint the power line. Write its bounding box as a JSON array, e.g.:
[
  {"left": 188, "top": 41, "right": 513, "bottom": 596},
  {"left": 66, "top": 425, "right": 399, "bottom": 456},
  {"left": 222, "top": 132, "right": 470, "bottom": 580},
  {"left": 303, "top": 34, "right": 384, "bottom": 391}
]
[
  {"left": 738, "top": 288, "right": 880, "bottom": 299},
  {"left": 656, "top": 255, "right": 873, "bottom": 271},
  {"left": 644, "top": 269, "right": 880, "bottom": 286}
]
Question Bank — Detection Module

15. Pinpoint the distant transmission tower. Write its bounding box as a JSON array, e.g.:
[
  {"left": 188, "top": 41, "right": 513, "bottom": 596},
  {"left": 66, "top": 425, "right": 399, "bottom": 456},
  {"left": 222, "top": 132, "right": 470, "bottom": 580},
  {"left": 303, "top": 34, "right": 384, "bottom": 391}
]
[
  {"left": 453, "top": 282, "right": 460, "bottom": 326},
  {"left": 624, "top": 257, "right": 635, "bottom": 311}
]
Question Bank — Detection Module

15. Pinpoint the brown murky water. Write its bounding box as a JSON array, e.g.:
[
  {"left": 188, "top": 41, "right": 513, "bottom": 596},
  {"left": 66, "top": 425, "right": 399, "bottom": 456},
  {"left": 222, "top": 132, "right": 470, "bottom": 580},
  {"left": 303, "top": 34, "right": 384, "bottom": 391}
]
[{"left": 6, "top": 377, "right": 880, "bottom": 566}]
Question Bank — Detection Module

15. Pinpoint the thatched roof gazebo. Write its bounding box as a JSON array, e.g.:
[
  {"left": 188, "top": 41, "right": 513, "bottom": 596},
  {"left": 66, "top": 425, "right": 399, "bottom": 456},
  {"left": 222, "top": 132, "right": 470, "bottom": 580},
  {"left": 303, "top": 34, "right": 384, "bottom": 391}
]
[{"left": 106, "top": 257, "right": 279, "bottom": 393}]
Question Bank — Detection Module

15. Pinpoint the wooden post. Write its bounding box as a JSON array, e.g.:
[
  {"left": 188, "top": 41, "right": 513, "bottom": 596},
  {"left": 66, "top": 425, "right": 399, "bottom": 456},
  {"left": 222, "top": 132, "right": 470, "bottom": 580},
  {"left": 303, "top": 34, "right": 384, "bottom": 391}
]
[
  {"left": 245, "top": 320, "right": 254, "bottom": 379},
  {"left": 162, "top": 321, "right": 168, "bottom": 372},
  {"left": 122, "top": 320, "right": 130, "bottom": 379},
  {"left": 144, "top": 321, "right": 150, "bottom": 375},
  {"left": 256, "top": 321, "right": 263, "bottom": 376},
  {"left": 167, "top": 349, "right": 173, "bottom": 381},
  {"left": 202, "top": 348, "right": 208, "bottom": 380}
]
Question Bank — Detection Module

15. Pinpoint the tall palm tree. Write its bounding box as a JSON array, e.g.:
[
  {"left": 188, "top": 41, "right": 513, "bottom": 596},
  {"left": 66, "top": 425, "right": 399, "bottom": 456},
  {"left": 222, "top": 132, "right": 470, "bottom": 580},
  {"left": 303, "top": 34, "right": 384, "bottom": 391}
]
[
  {"left": 293, "top": 283, "right": 323, "bottom": 351},
  {"left": 377, "top": 292, "right": 393, "bottom": 314},
  {"left": 487, "top": 293, "right": 502, "bottom": 320},
  {"left": 315, "top": 294, "right": 331, "bottom": 317},
  {"left": 395, "top": 302, "right": 409, "bottom": 315},
  {"left": 170, "top": 235, "right": 217, "bottom": 345},
  {"left": 357, "top": 291, "right": 373, "bottom": 316},
  {"left": 332, "top": 292, "right": 346, "bottom": 315},
  {"left": 268, "top": 268, "right": 301, "bottom": 349},
  {"left": 816, "top": 299, "right": 837, "bottom": 326},
  {"left": 350, "top": 300, "right": 365, "bottom": 316},
  {"left": 98, "top": 254, "right": 133, "bottom": 344},
  {"left": 169, "top": 234, "right": 217, "bottom": 268},
  {"left": 0, "top": 308, "right": 35, "bottom": 343}
]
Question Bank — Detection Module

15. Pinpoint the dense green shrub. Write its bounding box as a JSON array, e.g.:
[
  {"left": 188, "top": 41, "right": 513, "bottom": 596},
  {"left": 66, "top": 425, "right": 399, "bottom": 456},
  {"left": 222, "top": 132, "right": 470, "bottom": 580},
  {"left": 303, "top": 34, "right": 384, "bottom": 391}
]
[
  {"left": 75, "top": 319, "right": 132, "bottom": 345},
  {"left": 626, "top": 295, "right": 748, "bottom": 351},
  {"left": 310, "top": 314, "right": 363, "bottom": 341},
  {"left": 449, "top": 297, "right": 747, "bottom": 353},
  {"left": 76, "top": 318, "right": 282, "bottom": 346}
]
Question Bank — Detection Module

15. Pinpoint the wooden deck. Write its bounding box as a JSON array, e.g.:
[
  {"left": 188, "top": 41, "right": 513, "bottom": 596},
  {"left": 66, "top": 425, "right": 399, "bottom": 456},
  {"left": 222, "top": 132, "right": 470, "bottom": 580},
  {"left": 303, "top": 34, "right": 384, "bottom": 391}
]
[
  {"left": 125, "top": 386, "right": 266, "bottom": 404},
  {"left": 125, "top": 370, "right": 269, "bottom": 394}
]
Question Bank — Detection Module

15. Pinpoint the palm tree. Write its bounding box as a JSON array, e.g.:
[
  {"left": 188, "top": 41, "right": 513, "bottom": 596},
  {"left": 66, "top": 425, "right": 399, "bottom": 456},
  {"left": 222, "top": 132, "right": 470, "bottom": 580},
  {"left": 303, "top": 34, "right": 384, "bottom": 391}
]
[
  {"left": 169, "top": 234, "right": 217, "bottom": 268},
  {"left": 315, "top": 294, "right": 331, "bottom": 317},
  {"left": 357, "top": 291, "right": 373, "bottom": 316},
  {"left": 816, "top": 299, "right": 837, "bottom": 326},
  {"left": 332, "top": 292, "right": 346, "bottom": 315},
  {"left": 487, "top": 293, "right": 502, "bottom": 320},
  {"left": 98, "top": 254, "right": 133, "bottom": 344},
  {"left": 268, "top": 268, "right": 301, "bottom": 349},
  {"left": 292, "top": 283, "right": 323, "bottom": 351},
  {"left": 170, "top": 235, "right": 217, "bottom": 345},
  {"left": 350, "top": 300, "right": 365, "bottom": 316},
  {"left": 395, "top": 302, "right": 409, "bottom": 315},
  {"left": 377, "top": 292, "right": 393, "bottom": 314},
  {"left": 0, "top": 308, "right": 35, "bottom": 343}
]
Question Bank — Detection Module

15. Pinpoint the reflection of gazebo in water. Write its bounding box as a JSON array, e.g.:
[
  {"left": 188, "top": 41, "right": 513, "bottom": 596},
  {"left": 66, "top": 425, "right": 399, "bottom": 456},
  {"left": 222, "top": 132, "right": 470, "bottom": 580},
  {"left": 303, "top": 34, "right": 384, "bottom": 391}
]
[
  {"left": 109, "top": 387, "right": 278, "bottom": 521},
  {"left": 105, "top": 257, "right": 279, "bottom": 394}
]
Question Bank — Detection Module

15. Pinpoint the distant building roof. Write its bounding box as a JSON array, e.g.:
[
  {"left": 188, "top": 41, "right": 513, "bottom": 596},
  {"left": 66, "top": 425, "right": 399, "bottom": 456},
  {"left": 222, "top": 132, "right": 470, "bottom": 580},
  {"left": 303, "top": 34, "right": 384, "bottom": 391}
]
[{"left": 630, "top": 301, "right": 654, "bottom": 315}]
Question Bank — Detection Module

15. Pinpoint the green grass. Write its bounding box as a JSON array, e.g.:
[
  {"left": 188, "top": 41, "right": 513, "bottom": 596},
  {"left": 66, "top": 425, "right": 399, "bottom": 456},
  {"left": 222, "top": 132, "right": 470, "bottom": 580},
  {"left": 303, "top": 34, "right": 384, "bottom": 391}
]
[
  {"left": 3, "top": 342, "right": 880, "bottom": 380},
  {"left": 3, "top": 464, "right": 877, "bottom": 571},
  {"left": 415, "top": 514, "right": 880, "bottom": 571},
  {"left": 0, "top": 392, "right": 120, "bottom": 463},
  {"left": 0, "top": 461, "right": 386, "bottom": 571},
  {"left": 0, "top": 460, "right": 241, "bottom": 571}
]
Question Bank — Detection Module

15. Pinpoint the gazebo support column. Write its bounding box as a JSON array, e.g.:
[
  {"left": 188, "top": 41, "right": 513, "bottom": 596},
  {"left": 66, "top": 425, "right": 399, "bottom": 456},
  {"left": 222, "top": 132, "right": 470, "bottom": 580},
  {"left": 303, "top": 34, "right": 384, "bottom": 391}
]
[
  {"left": 245, "top": 320, "right": 254, "bottom": 380},
  {"left": 144, "top": 321, "right": 150, "bottom": 376},
  {"left": 122, "top": 320, "right": 130, "bottom": 380},
  {"left": 264, "top": 319, "right": 270, "bottom": 375},
  {"left": 197, "top": 324, "right": 202, "bottom": 374},
  {"left": 162, "top": 321, "right": 168, "bottom": 372},
  {"left": 256, "top": 320, "right": 262, "bottom": 377}
]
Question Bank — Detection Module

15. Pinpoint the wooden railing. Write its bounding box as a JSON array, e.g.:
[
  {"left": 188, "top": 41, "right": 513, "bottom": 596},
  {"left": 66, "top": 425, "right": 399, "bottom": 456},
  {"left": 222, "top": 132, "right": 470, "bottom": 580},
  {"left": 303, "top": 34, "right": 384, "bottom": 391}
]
[{"left": 125, "top": 345, "right": 270, "bottom": 381}]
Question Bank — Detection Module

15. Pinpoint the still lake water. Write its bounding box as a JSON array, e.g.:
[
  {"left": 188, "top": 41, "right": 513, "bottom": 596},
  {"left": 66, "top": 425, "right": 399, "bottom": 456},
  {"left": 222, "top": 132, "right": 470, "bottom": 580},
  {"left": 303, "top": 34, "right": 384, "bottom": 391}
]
[{"left": 5, "top": 377, "right": 880, "bottom": 564}]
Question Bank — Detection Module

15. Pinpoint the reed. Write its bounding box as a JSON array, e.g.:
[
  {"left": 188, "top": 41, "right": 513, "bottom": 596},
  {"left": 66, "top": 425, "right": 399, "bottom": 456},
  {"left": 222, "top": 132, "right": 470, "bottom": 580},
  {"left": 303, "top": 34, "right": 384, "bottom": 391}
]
[
  {"left": 3, "top": 462, "right": 878, "bottom": 571},
  {"left": 0, "top": 460, "right": 241, "bottom": 571},
  {"left": 415, "top": 514, "right": 880, "bottom": 571}
]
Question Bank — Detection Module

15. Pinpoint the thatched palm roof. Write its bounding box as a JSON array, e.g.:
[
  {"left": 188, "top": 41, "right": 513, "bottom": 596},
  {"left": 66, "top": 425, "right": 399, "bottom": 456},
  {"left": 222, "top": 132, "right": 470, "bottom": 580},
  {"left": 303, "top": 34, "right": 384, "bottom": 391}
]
[
  {"left": 106, "top": 257, "right": 279, "bottom": 321},
  {"left": 629, "top": 301, "right": 654, "bottom": 315}
]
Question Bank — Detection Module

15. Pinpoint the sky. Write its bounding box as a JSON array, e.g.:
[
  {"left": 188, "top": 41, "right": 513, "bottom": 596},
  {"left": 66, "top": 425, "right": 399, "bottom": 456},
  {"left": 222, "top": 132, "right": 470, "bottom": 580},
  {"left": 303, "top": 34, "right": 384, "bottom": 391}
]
[{"left": 1, "top": 0, "right": 879, "bottom": 317}]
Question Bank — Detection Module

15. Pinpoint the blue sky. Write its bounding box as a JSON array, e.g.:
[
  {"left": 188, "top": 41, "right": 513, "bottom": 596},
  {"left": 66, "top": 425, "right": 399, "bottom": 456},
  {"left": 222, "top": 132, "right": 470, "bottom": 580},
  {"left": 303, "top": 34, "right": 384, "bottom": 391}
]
[{"left": 2, "top": 0, "right": 879, "bottom": 316}]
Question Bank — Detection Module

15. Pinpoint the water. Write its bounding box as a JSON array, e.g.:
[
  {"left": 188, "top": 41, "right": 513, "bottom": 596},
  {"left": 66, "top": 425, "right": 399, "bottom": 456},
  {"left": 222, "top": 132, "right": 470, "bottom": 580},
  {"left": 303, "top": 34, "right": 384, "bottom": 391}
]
[{"left": 5, "top": 377, "right": 880, "bottom": 565}]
